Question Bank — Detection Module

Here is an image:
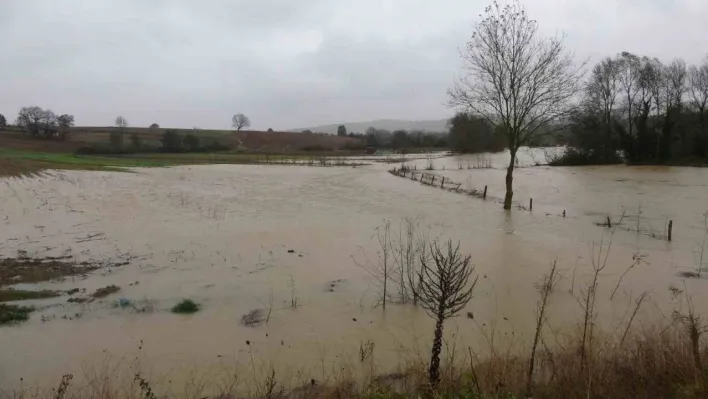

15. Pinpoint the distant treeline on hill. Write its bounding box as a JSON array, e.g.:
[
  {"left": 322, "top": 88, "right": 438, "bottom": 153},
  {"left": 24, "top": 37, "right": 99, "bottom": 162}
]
[{"left": 2, "top": 106, "right": 555, "bottom": 155}]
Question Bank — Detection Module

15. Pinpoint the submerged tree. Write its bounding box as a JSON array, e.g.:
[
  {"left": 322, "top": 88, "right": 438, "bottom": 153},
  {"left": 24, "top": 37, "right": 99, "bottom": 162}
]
[
  {"left": 417, "top": 240, "right": 477, "bottom": 387},
  {"left": 449, "top": 0, "right": 584, "bottom": 209}
]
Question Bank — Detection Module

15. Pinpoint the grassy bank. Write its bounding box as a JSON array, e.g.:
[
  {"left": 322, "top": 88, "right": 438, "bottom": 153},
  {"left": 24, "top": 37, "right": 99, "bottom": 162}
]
[
  {"left": 0, "top": 149, "right": 368, "bottom": 178},
  {"left": 0, "top": 149, "right": 171, "bottom": 178}
]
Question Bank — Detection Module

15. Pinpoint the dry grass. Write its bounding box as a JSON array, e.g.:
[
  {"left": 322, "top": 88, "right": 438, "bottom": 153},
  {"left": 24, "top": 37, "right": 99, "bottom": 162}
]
[{"left": 5, "top": 307, "right": 707, "bottom": 399}]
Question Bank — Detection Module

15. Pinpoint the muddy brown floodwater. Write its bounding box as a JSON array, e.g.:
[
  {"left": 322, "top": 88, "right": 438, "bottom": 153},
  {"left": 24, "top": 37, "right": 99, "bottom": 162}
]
[{"left": 1, "top": 150, "right": 708, "bottom": 394}]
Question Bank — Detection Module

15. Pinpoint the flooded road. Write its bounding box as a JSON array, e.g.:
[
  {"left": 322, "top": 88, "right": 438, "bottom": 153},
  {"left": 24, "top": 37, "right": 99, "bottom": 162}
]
[{"left": 1, "top": 154, "right": 708, "bottom": 393}]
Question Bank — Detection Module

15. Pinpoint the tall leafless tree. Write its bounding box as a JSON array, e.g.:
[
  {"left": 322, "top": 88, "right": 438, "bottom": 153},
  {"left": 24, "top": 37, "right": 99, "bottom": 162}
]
[
  {"left": 689, "top": 57, "right": 708, "bottom": 140},
  {"left": 448, "top": 0, "right": 584, "bottom": 210},
  {"left": 232, "top": 113, "right": 251, "bottom": 131},
  {"left": 586, "top": 57, "right": 621, "bottom": 159},
  {"left": 417, "top": 240, "right": 477, "bottom": 387}
]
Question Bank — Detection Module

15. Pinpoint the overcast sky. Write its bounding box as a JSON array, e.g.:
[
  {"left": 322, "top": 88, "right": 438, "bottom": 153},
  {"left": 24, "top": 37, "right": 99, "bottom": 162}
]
[{"left": 1, "top": 0, "right": 706, "bottom": 130}]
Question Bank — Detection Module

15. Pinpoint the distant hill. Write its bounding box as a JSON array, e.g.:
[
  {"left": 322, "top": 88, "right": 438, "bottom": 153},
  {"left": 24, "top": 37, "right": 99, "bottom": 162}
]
[{"left": 292, "top": 118, "right": 450, "bottom": 134}]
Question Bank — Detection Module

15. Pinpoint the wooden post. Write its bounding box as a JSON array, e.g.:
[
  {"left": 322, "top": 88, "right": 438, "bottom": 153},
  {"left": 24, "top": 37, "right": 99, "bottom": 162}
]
[
  {"left": 562, "top": 210, "right": 566, "bottom": 218},
  {"left": 529, "top": 198, "right": 533, "bottom": 211},
  {"left": 431, "top": 176, "right": 435, "bottom": 185},
  {"left": 668, "top": 220, "right": 673, "bottom": 241},
  {"left": 483, "top": 185, "right": 487, "bottom": 199},
  {"left": 606, "top": 216, "right": 612, "bottom": 228},
  {"left": 441, "top": 177, "right": 445, "bottom": 188}
]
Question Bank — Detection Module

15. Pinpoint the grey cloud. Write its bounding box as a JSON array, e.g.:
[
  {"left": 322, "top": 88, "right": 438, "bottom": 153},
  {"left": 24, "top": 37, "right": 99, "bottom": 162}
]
[{"left": 1, "top": 0, "right": 706, "bottom": 130}]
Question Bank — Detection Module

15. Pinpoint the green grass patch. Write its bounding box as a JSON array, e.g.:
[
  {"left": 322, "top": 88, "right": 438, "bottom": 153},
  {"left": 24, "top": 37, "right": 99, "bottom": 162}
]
[
  {"left": 0, "top": 149, "right": 171, "bottom": 177},
  {"left": 171, "top": 299, "right": 201, "bottom": 314},
  {"left": 0, "top": 289, "right": 60, "bottom": 302},
  {"left": 0, "top": 304, "right": 34, "bottom": 325}
]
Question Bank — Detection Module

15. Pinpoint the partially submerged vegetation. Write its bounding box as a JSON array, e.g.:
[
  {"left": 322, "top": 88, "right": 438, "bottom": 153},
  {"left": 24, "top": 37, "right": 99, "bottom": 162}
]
[
  {"left": 171, "top": 299, "right": 201, "bottom": 314},
  {"left": 0, "top": 289, "right": 59, "bottom": 303},
  {"left": 0, "top": 256, "right": 101, "bottom": 285},
  {"left": 91, "top": 285, "right": 121, "bottom": 299},
  {"left": 0, "top": 304, "right": 34, "bottom": 326},
  {"left": 0, "top": 255, "right": 129, "bottom": 325}
]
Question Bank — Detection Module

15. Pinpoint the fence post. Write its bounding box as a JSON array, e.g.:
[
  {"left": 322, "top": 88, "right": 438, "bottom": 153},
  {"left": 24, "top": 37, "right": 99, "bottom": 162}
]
[
  {"left": 431, "top": 176, "right": 435, "bottom": 185},
  {"left": 441, "top": 177, "right": 445, "bottom": 188},
  {"left": 668, "top": 220, "right": 673, "bottom": 241},
  {"left": 563, "top": 210, "right": 566, "bottom": 218},
  {"left": 483, "top": 185, "right": 487, "bottom": 199},
  {"left": 607, "top": 216, "right": 612, "bottom": 228},
  {"left": 529, "top": 198, "right": 533, "bottom": 211}
]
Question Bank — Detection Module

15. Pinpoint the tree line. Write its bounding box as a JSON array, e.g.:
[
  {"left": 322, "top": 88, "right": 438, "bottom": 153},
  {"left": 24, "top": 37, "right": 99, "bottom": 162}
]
[
  {"left": 333, "top": 115, "right": 507, "bottom": 154},
  {"left": 447, "top": 0, "right": 707, "bottom": 209},
  {"left": 4, "top": 106, "right": 76, "bottom": 140},
  {"left": 554, "top": 53, "right": 708, "bottom": 165}
]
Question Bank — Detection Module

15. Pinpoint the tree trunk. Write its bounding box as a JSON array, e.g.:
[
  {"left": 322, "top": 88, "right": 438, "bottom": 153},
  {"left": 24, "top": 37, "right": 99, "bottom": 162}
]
[
  {"left": 504, "top": 150, "right": 516, "bottom": 210},
  {"left": 428, "top": 312, "right": 445, "bottom": 387}
]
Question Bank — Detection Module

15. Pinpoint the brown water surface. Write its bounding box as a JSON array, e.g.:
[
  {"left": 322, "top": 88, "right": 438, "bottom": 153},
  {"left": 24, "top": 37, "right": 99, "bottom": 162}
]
[{"left": 1, "top": 153, "right": 707, "bottom": 392}]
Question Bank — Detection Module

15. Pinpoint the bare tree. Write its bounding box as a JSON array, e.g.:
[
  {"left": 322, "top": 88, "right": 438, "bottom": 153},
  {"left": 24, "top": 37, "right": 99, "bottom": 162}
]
[
  {"left": 417, "top": 240, "right": 477, "bottom": 387},
  {"left": 586, "top": 57, "right": 621, "bottom": 159},
  {"left": 526, "top": 261, "right": 559, "bottom": 397},
  {"left": 16, "top": 106, "right": 46, "bottom": 136},
  {"left": 391, "top": 217, "right": 429, "bottom": 305},
  {"left": 39, "top": 109, "right": 57, "bottom": 138},
  {"left": 0, "top": 113, "right": 6, "bottom": 129},
  {"left": 232, "top": 113, "right": 251, "bottom": 131},
  {"left": 448, "top": 1, "right": 584, "bottom": 210},
  {"left": 617, "top": 52, "right": 641, "bottom": 141},
  {"left": 115, "top": 116, "right": 128, "bottom": 129},
  {"left": 689, "top": 57, "right": 708, "bottom": 138},
  {"left": 667, "top": 59, "right": 688, "bottom": 114},
  {"left": 112, "top": 116, "right": 128, "bottom": 149},
  {"left": 353, "top": 221, "right": 394, "bottom": 309},
  {"left": 57, "top": 114, "right": 74, "bottom": 141}
]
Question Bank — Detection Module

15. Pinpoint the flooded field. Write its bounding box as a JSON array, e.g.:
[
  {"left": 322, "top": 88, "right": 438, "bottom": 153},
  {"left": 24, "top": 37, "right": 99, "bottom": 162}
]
[{"left": 1, "top": 152, "right": 708, "bottom": 393}]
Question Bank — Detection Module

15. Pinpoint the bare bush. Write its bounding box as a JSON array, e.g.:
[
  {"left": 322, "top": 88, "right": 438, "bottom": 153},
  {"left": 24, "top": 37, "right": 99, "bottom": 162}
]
[{"left": 417, "top": 240, "right": 478, "bottom": 387}]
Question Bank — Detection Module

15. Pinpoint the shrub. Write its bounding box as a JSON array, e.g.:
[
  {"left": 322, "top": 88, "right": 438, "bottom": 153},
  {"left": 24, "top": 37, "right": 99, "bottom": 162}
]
[
  {"left": 172, "top": 299, "right": 200, "bottom": 314},
  {"left": 161, "top": 129, "right": 182, "bottom": 152},
  {"left": 130, "top": 133, "right": 142, "bottom": 149},
  {"left": 301, "top": 145, "right": 333, "bottom": 152},
  {"left": 547, "top": 147, "right": 622, "bottom": 166},
  {"left": 0, "top": 304, "right": 34, "bottom": 325}
]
